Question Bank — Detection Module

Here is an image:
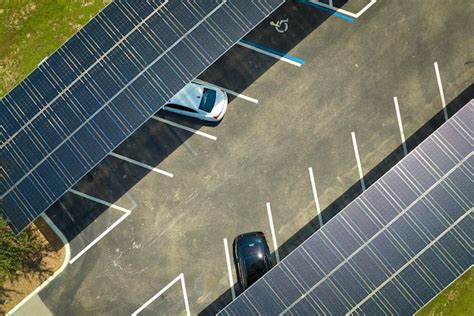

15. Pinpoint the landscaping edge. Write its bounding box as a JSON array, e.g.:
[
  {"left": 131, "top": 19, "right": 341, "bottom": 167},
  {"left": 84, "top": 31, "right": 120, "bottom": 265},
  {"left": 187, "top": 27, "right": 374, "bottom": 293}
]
[{"left": 6, "top": 214, "right": 70, "bottom": 316}]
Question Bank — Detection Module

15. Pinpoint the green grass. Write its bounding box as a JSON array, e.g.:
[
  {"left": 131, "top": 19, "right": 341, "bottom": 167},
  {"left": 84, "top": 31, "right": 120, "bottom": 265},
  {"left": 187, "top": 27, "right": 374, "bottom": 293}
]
[
  {"left": 417, "top": 266, "right": 473, "bottom": 316},
  {"left": 0, "top": 0, "right": 110, "bottom": 97}
]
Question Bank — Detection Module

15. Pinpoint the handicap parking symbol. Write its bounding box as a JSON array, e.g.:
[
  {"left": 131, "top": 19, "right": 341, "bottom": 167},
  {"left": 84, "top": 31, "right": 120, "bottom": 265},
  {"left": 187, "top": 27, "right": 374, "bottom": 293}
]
[{"left": 270, "top": 18, "right": 289, "bottom": 33}]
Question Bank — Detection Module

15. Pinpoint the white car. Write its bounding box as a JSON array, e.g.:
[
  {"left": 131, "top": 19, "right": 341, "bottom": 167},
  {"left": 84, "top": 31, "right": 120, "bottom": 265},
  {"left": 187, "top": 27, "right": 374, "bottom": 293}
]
[{"left": 162, "top": 82, "right": 228, "bottom": 121}]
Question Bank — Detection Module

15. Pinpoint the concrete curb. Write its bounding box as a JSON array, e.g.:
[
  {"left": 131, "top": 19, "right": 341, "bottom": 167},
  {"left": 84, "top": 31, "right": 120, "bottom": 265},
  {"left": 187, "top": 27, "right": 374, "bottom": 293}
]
[{"left": 7, "top": 214, "right": 71, "bottom": 316}]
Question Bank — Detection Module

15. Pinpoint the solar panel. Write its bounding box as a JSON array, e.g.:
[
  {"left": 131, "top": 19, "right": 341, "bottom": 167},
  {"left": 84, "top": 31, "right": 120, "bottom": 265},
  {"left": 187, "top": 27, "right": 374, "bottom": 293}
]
[
  {"left": 219, "top": 100, "right": 473, "bottom": 315},
  {"left": 0, "top": 0, "right": 285, "bottom": 233}
]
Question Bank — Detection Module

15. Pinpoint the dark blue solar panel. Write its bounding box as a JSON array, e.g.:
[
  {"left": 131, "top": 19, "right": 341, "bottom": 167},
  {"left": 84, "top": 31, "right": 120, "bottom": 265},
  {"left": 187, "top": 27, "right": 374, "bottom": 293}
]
[
  {"left": 127, "top": 76, "right": 166, "bottom": 112},
  {"left": 207, "top": 6, "right": 241, "bottom": 42},
  {"left": 31, "top": 112, "right": 65, "bottom": 150},
  {"left": 51, "top": 143, "right": 88, "bottom": 183},
  {"left": 380, "top": 167, "right": 420, "bottom": 208},
  {"left": 1, "top": 103, "right": 22, "bottom": 137},
  {"left": 16, "top": 176, "right": 50, "bottom": 213},
  {"left": 350, "top": 248, "right": 390, "bottom": 287},
  {"left": 187, "top": 26, "right": 227, "bottom": 64},
  {"left": 11, "top": 131, "right": 43, "bottom": 170},
  {"left": 1, "top": 147, "right": 25, "bottom": 190},
  {"left": 398, "top": 265, "right": 438, "bottom": 304},
  {"left": 140, "top": 21, "right": 174, "bottom": 54},
  {"left": 219, "top": 102, "right": 473, "bottom": 315},
  {"left": 369, "top": 231, "right": 410, "bottom": 272},
  {"left": 45, "top": 50, "right": 82, "bottom": 87},
  {"left": 377, "top": 280, "right": 417, "bottom": 312},
  {"left": 321, "top": 215, "right": 364, "bottom": 257},
  {"left": 360, "top": 186, "right": 400, "bottom": 225},
  {"left": 4, "top": 84, "right": 41, "bottom": 123},
  {"left": 2, "top": 192, "right": 31, "bottom": 230},
  {"left": 230, "top": 295, "right": 258, "bottom": 315},
  {"left": 302, "top": 233, "right": 344, "bottom": 273},
  {"left": 358, "top": 295, "right": 388, "bottom": 315},
  {"left": 167, "top": 41, "right": 206, "bottom": 76},
  {"left": 72, "top": 127, "right": 107, "bottom": 164},
  {"left": 106, "top": 47, "right": 141, "bottom": 83},
  {"left": 48, "top": 98, "right": 82, "bottom": 134},
  {"left": 436, "top": 227, "right": 471, "bottom": 273},
  {"left": 98, "top": 3, "right": 136, "bottom": 38},
  {"left": 246, "top": 281, "right": 286, "bottom": 314},
  {"left": 89, "top": 108, "right": 128, "bottom": 145},
  {"left": 34, "top": 159, "right": 68, "bottom": 198},
  {"left": 149, "top": 57, "right": 186, "bottom": 95},
  {"left": 24, "top": 68, "right": 60, "bottom": 105},
  {"left": 87, "top": 63, "right": 122, "bottom": 100},
  {"left": 1, "top": 0, "right": 285, "bottom": 235},
  {"left": 399, "top": 152, "right": 439, "bottom": 190},
  {"left": 331, "top": 265, "right": 370, "bottom": 304},
  {"left": 341, "top": 200, "right": 383, "bottom": 240},
  {"left": 408, "top": 202, "right": 449, "bottom": 240},
  {"left": 427, "top": 182, "right": 467, "bottom": 222},
  {"left": 121, "top": 1, "right": 155, "bottom": 21},
  {"left": 438, "top": 125, "right": 471, "bottom": 159},
  {"left": 446, "top": 167, "right": 473, "bottom": 206},
  {"left": 109, "top": 95, "right": 147, "bottom": 128},
  {"left": 67, "top": 83, "right": 101, "bottom": 117},
  {"left": 282, "top": 249, "right": 325, "bottom": 291},
  {"left": 388, "top": 216, "right": 430, "bottom": 256},
  {"left": 81, "top": 19, "right": 116, "bottom": 56},
  {"left": 263, "top": 265, "right": 304, "bottom": 306},
  {"left": 303, "top": 281, "right": 349, "bottom": 314},
  {"left": 125, "top": 31, "right": 161, "bottom": 66},
  {"left": 419, "top": 247, "right": 459, "bottom": 286},
  {"left": 417, "top": 138, "right": 458, "bottom": 176},
  {"left": 62, "top": 35, "right": 98, "bottom": 71}
]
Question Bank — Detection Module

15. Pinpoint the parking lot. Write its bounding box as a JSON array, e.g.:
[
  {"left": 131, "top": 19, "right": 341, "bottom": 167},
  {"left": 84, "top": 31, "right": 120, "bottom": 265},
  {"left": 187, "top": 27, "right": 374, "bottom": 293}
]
[{"left": 15, "top": 0, "right": 474, "bottom": 315}]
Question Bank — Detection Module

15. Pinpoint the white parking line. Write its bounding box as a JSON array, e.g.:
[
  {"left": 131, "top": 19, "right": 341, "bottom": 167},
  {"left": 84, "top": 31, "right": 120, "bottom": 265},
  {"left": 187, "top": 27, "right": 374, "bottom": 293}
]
[
  {"left": 351, "top": 132, "right": 366, "bottom": 191},
  {"left": 308, "top": 167, "right": 324, "bottom": 228},
  {"left": 223, "top": 238, "right": 236, "bottom": 300},
  {"left": 131, "top": 273, "right": 190, "bottom": 316},
  {"left": 433, "top": 62, "right": 448, "bottom": 121},
  {"left": 393, "top": 97, "right": 408, "bottom": 156},
  {"left": 309, "top": 0, "right": 376, "bottom": 18},
  {"left": 193, "top": 79, "right": 259, "bottom": 104},
  {"left": 109, "top": 152, "right": 174, "bottom": 177},
  {"left": 151, "top": 116, "right": 217, "bottom": 141},
  {"left": 237, "top": 41, "right": 303, "bottom": 67},
  {"left": 68, "top": 189, "right": 131, "bottom": 264},
  {"left": 266, "top": 202, "right": 280, "bottom": 263}
]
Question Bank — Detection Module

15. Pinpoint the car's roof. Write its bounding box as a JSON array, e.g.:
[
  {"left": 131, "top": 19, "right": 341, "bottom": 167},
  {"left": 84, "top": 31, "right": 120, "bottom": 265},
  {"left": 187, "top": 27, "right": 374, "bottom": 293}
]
[{"left": 168, "top": 82, "right": 204, "bottom": 109}]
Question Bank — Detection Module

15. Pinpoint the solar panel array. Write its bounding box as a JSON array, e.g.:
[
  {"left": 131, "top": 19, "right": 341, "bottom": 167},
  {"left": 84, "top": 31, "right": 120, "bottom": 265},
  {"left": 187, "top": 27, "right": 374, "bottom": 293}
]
[
  {"left": 0, "top": 0, "right": 284, "bottom": 233},
  {"left": 219, "top": 100, "right": 474, "bottom": 315}
]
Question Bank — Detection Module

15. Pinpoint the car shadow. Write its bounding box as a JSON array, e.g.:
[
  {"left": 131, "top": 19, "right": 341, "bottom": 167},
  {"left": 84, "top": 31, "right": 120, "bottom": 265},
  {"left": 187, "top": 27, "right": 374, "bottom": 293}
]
[{"left": 198, "top": 85, "right": 473, "bottom": 315}]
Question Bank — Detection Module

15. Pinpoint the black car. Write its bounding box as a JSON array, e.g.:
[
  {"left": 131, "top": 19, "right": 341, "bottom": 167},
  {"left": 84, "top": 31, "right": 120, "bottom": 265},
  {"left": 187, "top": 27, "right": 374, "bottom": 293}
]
[{"left": 233, "top": 232, "right": 273, "bottom": 290}]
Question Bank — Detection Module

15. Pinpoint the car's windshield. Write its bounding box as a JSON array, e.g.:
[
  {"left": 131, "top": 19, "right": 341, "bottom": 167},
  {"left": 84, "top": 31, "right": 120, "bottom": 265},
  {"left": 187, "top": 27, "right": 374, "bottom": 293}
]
[{"left": 199, "top": 88, "right": 216, "bottom": 113}]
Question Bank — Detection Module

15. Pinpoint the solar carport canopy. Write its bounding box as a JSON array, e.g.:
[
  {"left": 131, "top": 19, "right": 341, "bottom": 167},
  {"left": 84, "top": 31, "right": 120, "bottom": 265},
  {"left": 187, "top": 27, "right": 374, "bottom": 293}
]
[
  {"left": 0, "top": 0, "right": 284, "bottom": 233},
  {"left": 219, "top": 101, "right": 473, "bottom": 315}
]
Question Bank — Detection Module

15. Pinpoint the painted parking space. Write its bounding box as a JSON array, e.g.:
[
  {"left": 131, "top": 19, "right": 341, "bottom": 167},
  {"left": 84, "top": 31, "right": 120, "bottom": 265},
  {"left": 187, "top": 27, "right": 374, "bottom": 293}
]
[
  {"left": 132, "top": 274, "right": 190, "bottom": 316},
  {"left": 22, "top": 1, "right": 474, "bottom": 316},
  {"left": 298, "top": 0, "right": 355, "bottom": 22},
  {"left": 151, "top": 116, "right": 218, "bottom": 141},
  {"left": 67, "top": 189, "right": 132, "bottom": 264},
  {"left": 237, "top": 39, "right": 305, "bottom": 67}
]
